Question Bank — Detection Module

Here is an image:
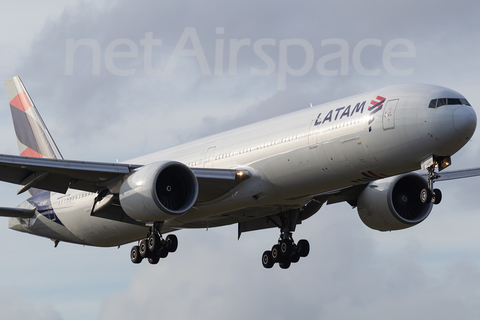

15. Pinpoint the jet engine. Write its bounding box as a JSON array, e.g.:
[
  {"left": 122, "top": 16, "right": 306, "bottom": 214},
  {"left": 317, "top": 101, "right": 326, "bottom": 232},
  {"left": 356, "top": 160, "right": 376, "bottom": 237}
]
[
  {"left": 119, "top": 161, "right": 198, "bottom": 222},
  {"left": 357, "top": 173, "right": 433, "bottom": 231}
]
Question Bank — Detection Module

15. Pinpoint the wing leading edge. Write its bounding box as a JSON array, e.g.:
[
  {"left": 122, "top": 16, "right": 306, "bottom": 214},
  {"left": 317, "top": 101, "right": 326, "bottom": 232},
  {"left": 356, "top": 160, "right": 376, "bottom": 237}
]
[
  {"left": 0, "top": 207, "right": 35, "bottom": 218},
  {"left": 0, "top": 153, "right": 250, "bottom": 203}
]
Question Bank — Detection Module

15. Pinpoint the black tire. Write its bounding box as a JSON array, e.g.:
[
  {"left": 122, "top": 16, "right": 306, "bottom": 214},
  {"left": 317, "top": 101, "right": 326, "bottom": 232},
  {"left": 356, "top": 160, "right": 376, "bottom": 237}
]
[
  {"left": 279, "top": 260, "right": 291, "bottom": 269},
  {"left": 290, "top": 252, "right": 300, "bottom": 263},
  {"left": 130, "top": 246, "right": 143, "bottom": 264},
  {"left": 271, "top": 244, "right": 282, "bottom": 263},
  {"left": 420, "top": 188, "right": 432, "bottom": 204},
  {"left": 159, "top": 248, "right": 169, "bottom": 258},
  {"left": 148, "top": 234, "right": 161, "bottom": 253},
  {"left": 139, "top": 239, "right": 149, "bottom": 258},
  {"left": 298, "top": 239, "right": 310, "bottom": 258},
  {"left": 262, "top": 251, "right": 275, "bottom": 269},
  {"left": 280, "top": 239, "right": 294, "bottom": 257},
  {"left": 148, "top": 255, "right": 160, "bottom": 265},
  {"left": 166, "top": 234, "right": 178, "bottom": 253},
  {"left": 433, "top": 188, "right": 442, "bottom": 205}
]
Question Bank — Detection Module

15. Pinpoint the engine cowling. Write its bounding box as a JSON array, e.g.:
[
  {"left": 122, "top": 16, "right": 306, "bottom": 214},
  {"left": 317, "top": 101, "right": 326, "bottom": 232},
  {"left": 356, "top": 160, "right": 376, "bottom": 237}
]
[
  {"left": 119, "top": 161, "right": 198, "bottom": 222},
  {"left": 357, "top": 173, "right": 433, "bottom": 231}
]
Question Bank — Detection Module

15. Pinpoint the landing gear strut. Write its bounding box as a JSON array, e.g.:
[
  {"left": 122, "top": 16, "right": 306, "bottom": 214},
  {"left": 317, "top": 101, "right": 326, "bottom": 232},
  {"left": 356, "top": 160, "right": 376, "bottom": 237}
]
[
  {"left": 420, "top": 158, "right": 446, "bottom": 205},
  {"left": 261, "top": 211, "right": 310, "bottom": 269},
  {"left": 130, "top": 222, "right": 178, "bottom": 265}
]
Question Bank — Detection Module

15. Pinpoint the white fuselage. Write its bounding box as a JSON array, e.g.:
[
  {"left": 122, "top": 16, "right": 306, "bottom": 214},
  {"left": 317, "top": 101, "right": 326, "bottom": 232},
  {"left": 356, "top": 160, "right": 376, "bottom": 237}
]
[{"left": 9, "top": 84, "right": 476, "bottom": 247}]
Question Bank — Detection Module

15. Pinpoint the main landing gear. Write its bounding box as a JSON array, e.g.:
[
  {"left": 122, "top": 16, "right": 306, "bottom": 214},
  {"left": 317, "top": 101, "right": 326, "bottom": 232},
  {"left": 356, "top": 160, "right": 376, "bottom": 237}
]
[
  {"left": 420, "top": 162, "right": 443, "bottom": 205},
  {"left": 262, "top": 237, "right": 310, "bottom": 269},
  {"left": 261, "top": 211, "right": 310, "bottom": 269},
  {"left": 130, "top": 222, "right": 178, "bottom": 265}
]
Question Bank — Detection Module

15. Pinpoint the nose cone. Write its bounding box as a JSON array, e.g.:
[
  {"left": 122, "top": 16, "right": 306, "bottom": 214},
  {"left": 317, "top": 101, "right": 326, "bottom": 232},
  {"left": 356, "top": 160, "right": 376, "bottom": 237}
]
[{"left": 453, "top": 106, "right": 477, "bottom": 137}]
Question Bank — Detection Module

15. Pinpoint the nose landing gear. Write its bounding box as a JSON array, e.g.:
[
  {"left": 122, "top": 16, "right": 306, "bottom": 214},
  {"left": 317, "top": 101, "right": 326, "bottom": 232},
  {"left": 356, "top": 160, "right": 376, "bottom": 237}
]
[{"left": 420, "top": 156, "right": 449, "bottom": 205}]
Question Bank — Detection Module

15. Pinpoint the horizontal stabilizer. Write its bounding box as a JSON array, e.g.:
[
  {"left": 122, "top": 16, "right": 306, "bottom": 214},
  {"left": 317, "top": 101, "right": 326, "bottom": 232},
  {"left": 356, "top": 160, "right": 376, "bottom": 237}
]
[{"left": 0, "top": 207, "right": 35, "bottom": 218}]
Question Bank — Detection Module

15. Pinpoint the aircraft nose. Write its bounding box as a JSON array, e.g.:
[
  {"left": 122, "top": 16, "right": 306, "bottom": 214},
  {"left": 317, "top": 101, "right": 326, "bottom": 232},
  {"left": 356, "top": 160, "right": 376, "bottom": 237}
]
[{"left": 453, "top": 106, "right": 477, "bottom": 137}]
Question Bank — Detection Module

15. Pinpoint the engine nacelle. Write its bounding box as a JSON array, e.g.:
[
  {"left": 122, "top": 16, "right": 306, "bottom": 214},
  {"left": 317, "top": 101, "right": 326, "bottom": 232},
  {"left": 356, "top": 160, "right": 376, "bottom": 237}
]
[
  {"left": 119, "top": 161, "right": 198, "bottom": 222},
  {"left": 357, "top": 173, "right": 433, "bottom": 231}
]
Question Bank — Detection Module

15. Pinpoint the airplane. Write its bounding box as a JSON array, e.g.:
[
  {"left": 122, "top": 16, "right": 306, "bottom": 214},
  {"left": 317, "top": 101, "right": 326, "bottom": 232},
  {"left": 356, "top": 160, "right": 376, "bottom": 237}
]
[{"left": 0, "top": 76, "right": 478, "bottom": 269}]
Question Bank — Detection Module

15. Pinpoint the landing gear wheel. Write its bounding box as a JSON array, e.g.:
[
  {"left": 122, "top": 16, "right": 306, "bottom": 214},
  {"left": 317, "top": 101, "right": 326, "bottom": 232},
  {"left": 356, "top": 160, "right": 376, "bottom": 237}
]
[
  {"left": 159, "top": 248, "right": 169, "bottom": 258},
  {"left": 433, "top": 188, "right": 442, "bottom": 205},
  {"left": 148, "top": 255, "right": 160, "bottom": 264},
  {"left": 139, "top": 239, "right": 149, "bottom": 258},
  {"left": 279, "top": 260, "right": 291, "bottom": 269},
  {"left": 166, "top": 234, "right": 178, "bottom": 253},
  {"left": 260, "top": 210, "right": 312, "bottom": 269},
  {"left": 271, "top": 244, "right": 282, "bottom": 263},
  {"left": 280, "top": 239, "right": 294, "bottom": 257},
  {"left": 148, "top": 233, "right": 161, "bottom": 253},
  {"left": 131, "top": 246, "right": 143, "bottom": 264},
  {"left": 298, "top": 239, "right": 310, "bottom": 258},
  {"left": 262, "top": 251, "right": 275, "bottom": 269},
  {"left": 420, "top": 188, "right": 432, "bottom": 204},
  {"left": 290, "top": 252, "right": 300, "bottom": 263},
  {"left": 130, "top": 221, "right": 179, "bottom": 265}
]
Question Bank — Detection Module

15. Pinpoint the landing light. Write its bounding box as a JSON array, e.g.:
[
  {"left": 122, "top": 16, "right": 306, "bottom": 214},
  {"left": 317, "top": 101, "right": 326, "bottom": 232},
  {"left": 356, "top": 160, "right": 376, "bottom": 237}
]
[
  {"left": 235, "top": 170, "right": 252, "bottom": 182},
  {"left": 437, "top": 156, "right": 452, "bottom": 171}
]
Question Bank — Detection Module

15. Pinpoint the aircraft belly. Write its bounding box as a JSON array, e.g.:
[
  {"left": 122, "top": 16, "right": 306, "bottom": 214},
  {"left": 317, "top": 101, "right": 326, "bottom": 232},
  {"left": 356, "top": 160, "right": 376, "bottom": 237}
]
[
  {"left": 54, "top": 194, "right": 147, "bottom": 247},
  {"left": 58, "top": 207, "right": 146, "bottom": 247},
  {"left": 85, "top": 218, "right": 147, "bottom": 247},
  {"left": 9, "top": 213, "right": 87, "bottom": 244}
]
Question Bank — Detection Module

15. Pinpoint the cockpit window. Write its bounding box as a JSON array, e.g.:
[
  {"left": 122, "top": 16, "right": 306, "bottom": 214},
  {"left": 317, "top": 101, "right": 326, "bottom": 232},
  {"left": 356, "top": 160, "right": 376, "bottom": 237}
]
[
  {"left": 437, "top": 98, "right": 447, "bottom": 108},
  {"left": 428, "top": 98, "right": 471, "bottom": 108},
  {"left": 447, "top": 98, "right": 461, "bottom": 105},
  {"left": 437, "top": 98, "right": 446, "bottom": 108}
]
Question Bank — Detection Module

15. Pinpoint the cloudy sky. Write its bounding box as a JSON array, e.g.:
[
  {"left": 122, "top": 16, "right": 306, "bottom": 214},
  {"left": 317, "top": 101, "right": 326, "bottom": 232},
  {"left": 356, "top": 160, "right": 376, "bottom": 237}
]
[{"left": 0, "top": 0, "right": 480, "bottom": 319}]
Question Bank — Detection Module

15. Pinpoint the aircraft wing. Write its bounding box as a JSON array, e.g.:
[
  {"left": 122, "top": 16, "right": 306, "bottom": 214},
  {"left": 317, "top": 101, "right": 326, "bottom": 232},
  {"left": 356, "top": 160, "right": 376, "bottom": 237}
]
[
  {"left": 0, "top": 154, "right": 139, "bottom": 194},
  {"left": 430, "top": 167, "right": 480, "bottom": 182},
  {"left": 0, "top": 154, "right": 247, "bottom": 202},
  {"left": 0, "top": 207, "right": 35, "bottom": 218}
]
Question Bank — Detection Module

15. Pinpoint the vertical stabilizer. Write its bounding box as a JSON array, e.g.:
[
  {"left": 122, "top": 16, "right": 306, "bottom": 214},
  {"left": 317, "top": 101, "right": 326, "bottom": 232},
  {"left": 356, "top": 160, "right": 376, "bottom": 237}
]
[{"left": 5, "top": 76, "right": 63, "bottom": 160}]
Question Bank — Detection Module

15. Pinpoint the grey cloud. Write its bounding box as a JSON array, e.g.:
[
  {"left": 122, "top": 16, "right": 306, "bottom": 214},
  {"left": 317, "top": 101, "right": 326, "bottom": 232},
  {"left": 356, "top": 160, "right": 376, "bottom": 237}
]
[
  {"left": 97, "top": 210, "right": 480, "bottom": 320},
  {"left": 13, "top": 0, "right": 480, "bottom": 161},
  {"left": 0, "top": 0, "right": 480, "bottom": 319},
  {"left": 0, "top": 287, "right": 63, "bottom": 320}
]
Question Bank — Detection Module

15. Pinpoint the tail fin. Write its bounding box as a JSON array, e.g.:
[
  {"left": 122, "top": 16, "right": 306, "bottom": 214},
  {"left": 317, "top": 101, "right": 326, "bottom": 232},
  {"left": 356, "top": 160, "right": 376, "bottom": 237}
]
[{"left": 5, "top": 76, "right": 63, "bottom": 160}]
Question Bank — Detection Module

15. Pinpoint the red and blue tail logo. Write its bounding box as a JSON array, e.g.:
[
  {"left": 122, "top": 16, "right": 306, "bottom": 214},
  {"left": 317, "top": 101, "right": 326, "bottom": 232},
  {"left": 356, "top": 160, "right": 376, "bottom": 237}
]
[
  {"left": 6, "top": 76, "right": 63, "bottom": 160},
  {"left": 5, "top": 76, "right": 63, "bottom": 196}
]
